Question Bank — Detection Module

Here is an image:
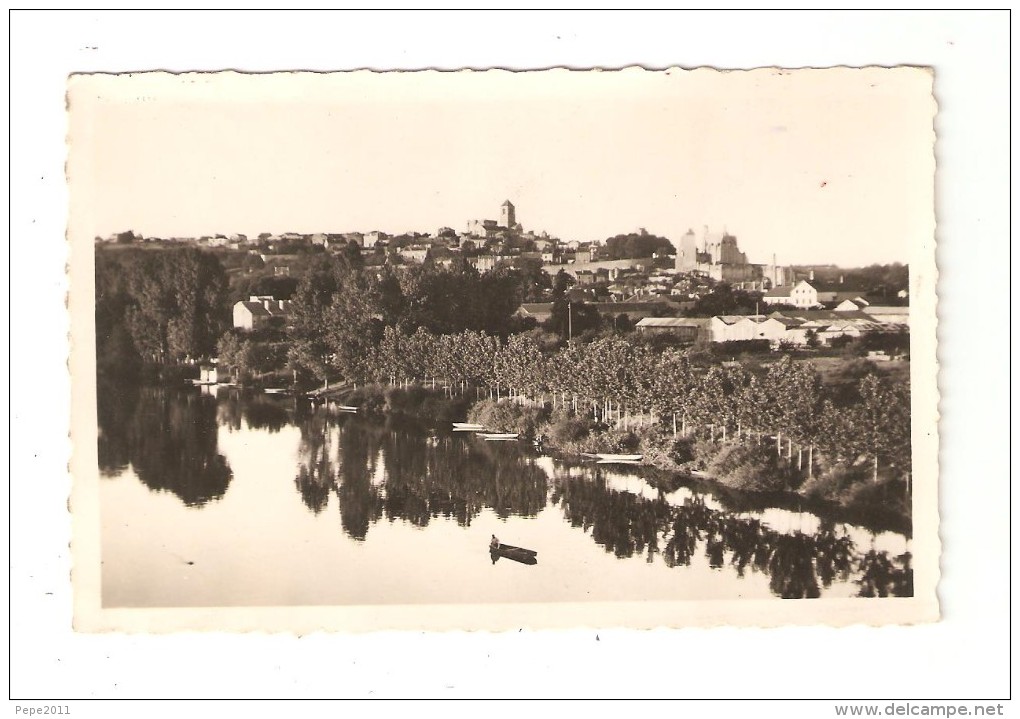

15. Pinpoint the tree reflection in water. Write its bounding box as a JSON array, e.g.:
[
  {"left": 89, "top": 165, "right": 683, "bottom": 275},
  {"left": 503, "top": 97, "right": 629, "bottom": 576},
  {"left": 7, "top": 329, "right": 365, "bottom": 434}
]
[
  {"left": 305, "top": 413, "right": 911, "bottom": 597},
  {"left": 856, "top": 551, "right": 912, "bottom": 598},
  {"left": 102, "top": 389, "right": 913, "bottom": 597},
  {"left": 97, "top": 379, "right": 137, "bottom": 477},
  {"left": 334, "top": 416, "right": 383, "bottom": 540},
  {"left": 289, "top": 414, "right": 550, "bottom": 541},
  {"left": 551, "top": 474, "right": 908, "bottom": 599},
  {"left": 98, "top": 386, "right": 232, "bottom": 507},
  {"left": 293, "top": 408, "right": 335, "bottom": 515},
  {"left": 243, "top": 398, "right": 291, "bottom": 433}
]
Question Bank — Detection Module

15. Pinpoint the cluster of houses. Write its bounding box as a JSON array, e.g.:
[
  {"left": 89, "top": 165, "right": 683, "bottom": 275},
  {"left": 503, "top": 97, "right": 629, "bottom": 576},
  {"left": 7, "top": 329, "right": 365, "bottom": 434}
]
[
  {"left": 130, "top": 201, "right": 911, "bottom": 353},
  {"left": 635, "top": 305, "right": 908, "bottom": 348},
  {"left": 761, "top": 274, "right": 908, "bottom": 310}
]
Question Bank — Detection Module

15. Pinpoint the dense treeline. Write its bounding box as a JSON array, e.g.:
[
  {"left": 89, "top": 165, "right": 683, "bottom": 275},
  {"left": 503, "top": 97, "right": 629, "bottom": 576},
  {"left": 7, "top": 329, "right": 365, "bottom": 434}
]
[
  {"left": 96, "top": 248, "right": 228, "bottom": 377},
  {"left": 336, "top": 330, "right": 909, "bottom": 488},
  {"left": 95, "top": 248, "right": 534, "bottom": 382},
  {"left": 282, "top": 255, "right": 534, "bottom": 383}
]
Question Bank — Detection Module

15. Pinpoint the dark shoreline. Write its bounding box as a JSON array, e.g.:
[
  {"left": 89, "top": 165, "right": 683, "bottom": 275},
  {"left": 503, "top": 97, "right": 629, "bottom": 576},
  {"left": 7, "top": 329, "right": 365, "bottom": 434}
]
[
  {"left": 281, "top": 381, "right": 913, "bottom": 537},
  {"left": 132, "top": 374, "right": 912, "bottom": 537}
]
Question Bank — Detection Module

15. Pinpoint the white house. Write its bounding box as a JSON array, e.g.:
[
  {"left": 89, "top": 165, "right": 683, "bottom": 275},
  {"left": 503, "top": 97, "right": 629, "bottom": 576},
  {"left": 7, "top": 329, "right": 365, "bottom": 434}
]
[
  {"left": 756, "top": 316, "right": 808, "bottom": 346},
  {"left": 470, "top": 255, "right": 497, "bottom": 273},
  {"left": 398, "top": 246, "right": 431, "bottom": 263},
  {"left": 710, "top": 315, "right": 768, "bottom": 342},
  {"left": 833, "top": 297, "right": 871, "bottom": 312},
  {"left": 762, "top": 280, "right": 821, "bottom": 309},
  {"left": 233, "top": 296, "right": 292, "bottom": 331}
]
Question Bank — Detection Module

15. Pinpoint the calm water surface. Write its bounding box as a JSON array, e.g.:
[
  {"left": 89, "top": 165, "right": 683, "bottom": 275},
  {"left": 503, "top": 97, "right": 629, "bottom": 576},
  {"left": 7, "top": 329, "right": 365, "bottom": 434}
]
[{"left": 97, "top": 386, "right": 912, "bottom": 608}]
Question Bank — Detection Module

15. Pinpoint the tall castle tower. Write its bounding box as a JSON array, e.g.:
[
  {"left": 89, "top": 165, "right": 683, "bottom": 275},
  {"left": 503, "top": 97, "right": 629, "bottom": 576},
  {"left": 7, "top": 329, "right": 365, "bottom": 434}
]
[
  {"left": 674, "top": 228, "right": 699, "bottom": 272},
  {"left": 500, "top": 200, "right": 516, "bottom": 228}
]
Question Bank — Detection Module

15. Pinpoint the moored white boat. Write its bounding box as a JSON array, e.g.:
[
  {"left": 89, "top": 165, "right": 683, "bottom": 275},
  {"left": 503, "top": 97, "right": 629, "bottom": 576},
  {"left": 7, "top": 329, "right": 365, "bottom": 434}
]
[
  {"left": 593, "top": 453, "right": 644, "bottom": 462},
  {"left": 479, "top": 432, "right": 520, "bottom": 441},
  {"left": 452, "top": 422, "right": 486, "bottom": 431}
]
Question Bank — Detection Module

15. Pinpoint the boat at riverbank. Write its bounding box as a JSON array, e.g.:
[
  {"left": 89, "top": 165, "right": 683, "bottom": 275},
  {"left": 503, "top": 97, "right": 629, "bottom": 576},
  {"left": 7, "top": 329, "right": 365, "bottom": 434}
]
[
  {"left": 479, "top": 432, "right": 520, "bottom": 441},
  {"left": 583, "top": 453, "right": 644, "bottom": 463},
  {"left": 452, "top": 422, "right": 486, "bottom": 431}
]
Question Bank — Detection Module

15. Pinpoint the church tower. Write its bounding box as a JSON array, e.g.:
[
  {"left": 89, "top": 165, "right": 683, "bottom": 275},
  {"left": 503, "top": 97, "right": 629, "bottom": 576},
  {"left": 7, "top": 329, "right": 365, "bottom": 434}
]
[{"left": 500, "top": 200, "right": 516, "bottom": 228}]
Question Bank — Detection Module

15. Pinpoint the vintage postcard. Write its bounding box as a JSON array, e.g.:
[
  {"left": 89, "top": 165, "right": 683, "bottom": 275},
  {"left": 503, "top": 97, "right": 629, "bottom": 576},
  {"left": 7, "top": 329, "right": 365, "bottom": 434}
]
[{"left": 68, "top": 68, "right": 938, "bottom": 632}]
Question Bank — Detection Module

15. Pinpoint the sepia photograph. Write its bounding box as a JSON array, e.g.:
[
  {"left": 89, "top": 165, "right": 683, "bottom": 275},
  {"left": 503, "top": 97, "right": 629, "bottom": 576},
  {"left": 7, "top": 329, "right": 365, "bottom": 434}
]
[
  {"left": 10, "top": 8, "right": 1012, "bottom": 710},
  {"left": 68, "top": 67, "right": 938, "bottom": 631}
]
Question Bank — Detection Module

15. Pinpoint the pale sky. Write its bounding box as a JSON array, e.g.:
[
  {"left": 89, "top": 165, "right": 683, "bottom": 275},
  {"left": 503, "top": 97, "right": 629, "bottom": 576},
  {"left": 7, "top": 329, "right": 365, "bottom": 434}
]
[{"left": 68, "top": 68, "right": 934, "bottom": 266}]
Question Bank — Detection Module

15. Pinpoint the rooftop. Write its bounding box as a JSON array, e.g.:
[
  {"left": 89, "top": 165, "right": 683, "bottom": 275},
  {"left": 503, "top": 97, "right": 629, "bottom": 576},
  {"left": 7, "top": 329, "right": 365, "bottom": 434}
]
[{"left": 635, "top": 317, "right": 711, "bottom": 327}]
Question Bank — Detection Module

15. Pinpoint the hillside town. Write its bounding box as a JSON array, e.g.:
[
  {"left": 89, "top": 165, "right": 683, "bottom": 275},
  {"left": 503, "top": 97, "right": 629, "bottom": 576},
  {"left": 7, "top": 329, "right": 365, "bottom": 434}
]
[
  {"left": 95, "top": 197, "right": 912, "bottom": 552},
  {"left": 100, "top": 199, "right": 909, "bottom": 354}
]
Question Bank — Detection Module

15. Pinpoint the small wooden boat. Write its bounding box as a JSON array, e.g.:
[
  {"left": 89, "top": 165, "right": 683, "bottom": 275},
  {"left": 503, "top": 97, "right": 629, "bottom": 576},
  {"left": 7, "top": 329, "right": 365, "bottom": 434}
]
[
  {"left": 452, "top": 422, "right": 486, "bottom": 431},
  {"left": 489, "top": 541, "right": 538, "bottom": 565},
  {"left": 592, "top": 453, "right": 643, "bottom": 462},
  {"left": 479, "top": 432, "right": 519, "bottom": 441}
]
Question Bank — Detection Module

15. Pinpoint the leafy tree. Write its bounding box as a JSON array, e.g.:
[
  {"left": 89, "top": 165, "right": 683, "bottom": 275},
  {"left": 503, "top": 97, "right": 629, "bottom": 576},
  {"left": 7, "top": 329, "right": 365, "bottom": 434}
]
[
  {"left": 842, "top": 374, "right": 911, "bottom": 482},
  {"left": 552, "top": 269, "right": 575, "bottom": 299},
  {"left": 241, "top": 253, "right": 265, "bottom": 272},
  {"left": 287, "top": 256, "right": 344, "bottom": 382},
  {"left": 216, "top": 331, "right": 251, "bottom": 379},
  {"left": 98, "top": 247, "right": 227, "bottom": 364},
  {"left": 322, "top": 269, "right": 385, "bottom": 384},
  {"left": 689, "top": 283, "right": 763, "bottom": 317},
  {"left": 545, "top": 298, "right": 599, "bottom": 339},
  {"left": 229, "top": 273, "right": 299, "bottom": 304},
  {"left": 603, "top": 232, "right": 673, "bottom": 260}
]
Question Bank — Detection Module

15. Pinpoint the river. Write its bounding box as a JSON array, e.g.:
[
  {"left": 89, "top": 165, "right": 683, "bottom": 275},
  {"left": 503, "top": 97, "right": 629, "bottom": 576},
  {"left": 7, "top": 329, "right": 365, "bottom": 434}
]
[{"left": 96, "top": 385, "right": 912, "bottom": 608}]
